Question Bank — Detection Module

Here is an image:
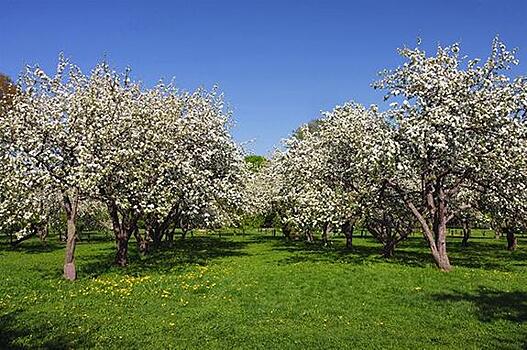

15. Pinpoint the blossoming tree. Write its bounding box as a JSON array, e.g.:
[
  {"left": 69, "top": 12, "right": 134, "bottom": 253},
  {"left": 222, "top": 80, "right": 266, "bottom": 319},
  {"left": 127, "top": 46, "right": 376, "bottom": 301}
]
[
  {"left": 1, "top": 56, "right": 247, "bottom": 276},
  {"left": 1, "top": 57, "right": 107, "bottom": 279},
  {"left": 375, "top": 38, "right": 527, "bottom": 270},
  {"left": 269, "top": 103, "right": 394, "bottom": 247}
]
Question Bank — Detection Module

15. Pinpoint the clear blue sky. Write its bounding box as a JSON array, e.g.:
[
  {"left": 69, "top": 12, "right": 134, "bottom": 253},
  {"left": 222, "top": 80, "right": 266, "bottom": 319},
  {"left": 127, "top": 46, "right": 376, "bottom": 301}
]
[{"left": 2, "top": 0, "right": 526, "bottom": 155}]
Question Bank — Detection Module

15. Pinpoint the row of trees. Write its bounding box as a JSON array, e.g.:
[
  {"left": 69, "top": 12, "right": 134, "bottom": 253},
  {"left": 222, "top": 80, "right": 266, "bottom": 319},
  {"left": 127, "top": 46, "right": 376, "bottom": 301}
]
[
  {"left": 248, "top": 38, "right": 527, "bottom": 271},
  {"left": 1, "top": 38, "right": 526, "bottom": 277},
  {"left": 0, "top": 57, "right": 247, "bottom": 280}
]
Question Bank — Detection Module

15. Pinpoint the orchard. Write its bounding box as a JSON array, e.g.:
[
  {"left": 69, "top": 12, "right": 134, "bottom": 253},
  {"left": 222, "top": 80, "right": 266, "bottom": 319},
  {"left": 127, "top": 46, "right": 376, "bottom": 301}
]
[{"left": 1, "top": 38, "right": 527, "bottom": 348}]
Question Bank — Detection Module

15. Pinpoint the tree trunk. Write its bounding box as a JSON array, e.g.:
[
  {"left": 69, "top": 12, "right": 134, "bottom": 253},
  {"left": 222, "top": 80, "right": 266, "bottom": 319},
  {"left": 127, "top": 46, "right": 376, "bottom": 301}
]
[
  {"left": 166, "top": 230, "right": 174, "bottom": 246},
  {"left": 341, "top": 221, "right": 354, "bottom": 250},
  {"left": 405, "top": 198, "right": 451, "bottom": 271},
  {"left": 461, "top": 220, "right": 471, "bottom": 248},
  {"left": 151, "top": 216, "right": 180, "bottom": 248},
  {"left": 36, "top": 222, "right": 49, "bottom": 243},
  {"left": 429, "top": 228, "right": 451, "bottom": 271},
  {"left": 389, "top": 177, "right": 453, "bottom": 271},
  {"left": 382, "top": 242, "right": 395, "bottom": 258},
  {"left": 107, "top": 199, "right": 137, "bottom": 267},
  {"left": 433, "top": 214, "right": 451, "bottom": 271},
  {"left": 10, "top": 230, "right": 36, "bottom": 246},
  {"left": 321, "top": 222, "right": 331, "bottom": 246},
  {"left": 115, "top": 233, "right": 130, "bottom": 266},
  {"left": 495, "top": 228, "right": 501, "bottom": 240},
  {"left": 506, "top": 229, "right": 517, "bottom": 251},
  {"left": 134, "top": 228, "right": 149, "bottom": 256},
  {"left": 430, "top": 197, "right": 451, "bottom": 271},
  {"left": 63, "top": 193, "right": 78, "bottom": 281},
  {"left": 147, "top": 220, "right": 164, "bottom": 249},
  {"left": 281, "top": 223, "right": 291, "bottom": 239},
  {"left": 152, "top": 228, "right": 163, "bottom": 248}
]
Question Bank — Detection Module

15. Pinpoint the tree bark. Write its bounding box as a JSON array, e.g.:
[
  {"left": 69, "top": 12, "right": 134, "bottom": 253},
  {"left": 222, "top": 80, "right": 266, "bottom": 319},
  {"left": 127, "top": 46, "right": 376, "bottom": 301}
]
[
  {"left": 152, "top": 227, "right": 163, "bottom": 248},
  {"left": 145, "top": 218, "right": 163, "bottom": 249},
  {"left": 305, "top": 230, "right": 314, "bottom": 243},
  {"left": 403, "top": 196, "right": 451, "bottom": 271},
  {"left": 107, "top": 199, "right": 138, "bottom": 267},
  {"left": 281, "top": 223, "right": 291, "bottom": 239},
  {"left": 506, "top": 229, "right": 517, "bottom": 251},
  {"left": 36, "top": 221, "right": 49, "bottom": 243},
  {"left": 63, "top": 193, "right": 79, "bottom": 281},
  {"left": 341, "top": 221, "right": 354, "bottom": 250},
  {"left": 382, "top": 242, "right": 395, "bottom": 258},
  {"left": 115, "top": 233, "right": 130, "bottom": 266},
  {"left": 495, "top": 228, "right": 501, "bottom": 240},
  {"left": 368, "top": 221, "right": 410, "bottom": 259},
  {"left": 321, "top": 222, "right": 331, "bottom": 246},
  {"left": 10, "top": 231, "right": 36, "bottom": 246},
  {"left": 147, "top": 205, "right": 181, "bottom": 249},
  {"left": 434, "top": 221, "right": 451, "bottom": 271},
  {"left": 134, "top": 228, "right": 149, "bottom": 256},
  {"left": 461, "top": 220, "right": 471, "bottom": 248},
  {"left": 166, "top": 230, "right": 174, "bottom": 246}
]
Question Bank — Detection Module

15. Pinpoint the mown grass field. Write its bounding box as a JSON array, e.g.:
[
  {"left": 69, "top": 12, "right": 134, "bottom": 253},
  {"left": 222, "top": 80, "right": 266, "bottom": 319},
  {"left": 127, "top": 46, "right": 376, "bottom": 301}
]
[{"left": 1, "top": 230, "right": 526, "bottom": 349}]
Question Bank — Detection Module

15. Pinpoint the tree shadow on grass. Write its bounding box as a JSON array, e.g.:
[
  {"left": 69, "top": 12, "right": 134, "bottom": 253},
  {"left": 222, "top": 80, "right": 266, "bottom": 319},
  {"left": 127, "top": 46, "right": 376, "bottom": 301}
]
[
  {"left": 254, "top": 234, "right": 527, "bottom": 271},
  {"left": 76, "top": 235, "right": 248, "bottom": 279},
  {"left": 432, "top": 287, "right": 527, "bottom": 348},
  {"left": 447, "top": 239, "right": 527, "bottom": 271},
  {"left": 0, "top": 231, "right": 113, "bottom": 255},
  {"left": 0, "top": 309, "right": 95, "bottom": 349},
  {"left": 255, "top": 235, "right": 433, "bottom": 267},
  {"left": 385, "top": 238, "right": 527, "bottom": 271},
  {"left": 0, "top": 240, "right": 66, "bottom": 255}
]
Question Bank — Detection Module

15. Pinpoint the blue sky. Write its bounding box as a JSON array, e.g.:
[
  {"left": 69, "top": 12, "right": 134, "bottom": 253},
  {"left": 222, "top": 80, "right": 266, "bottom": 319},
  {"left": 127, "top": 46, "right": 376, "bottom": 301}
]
[{"left": 1, "top": 0, "right": 526, "bottom": 155}]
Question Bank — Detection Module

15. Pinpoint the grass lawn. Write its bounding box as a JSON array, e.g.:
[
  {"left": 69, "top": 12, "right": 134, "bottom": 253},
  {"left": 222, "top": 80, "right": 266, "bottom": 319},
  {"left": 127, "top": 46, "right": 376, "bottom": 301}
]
[{"left": 0, "top": 230, "right": 526, "bottom": 349}]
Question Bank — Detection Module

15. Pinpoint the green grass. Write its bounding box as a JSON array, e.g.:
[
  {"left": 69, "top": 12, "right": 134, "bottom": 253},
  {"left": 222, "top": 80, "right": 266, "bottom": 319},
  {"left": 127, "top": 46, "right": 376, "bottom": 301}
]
[{"left": 1, "top": 231, "right": 526, "bottom": 349}]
